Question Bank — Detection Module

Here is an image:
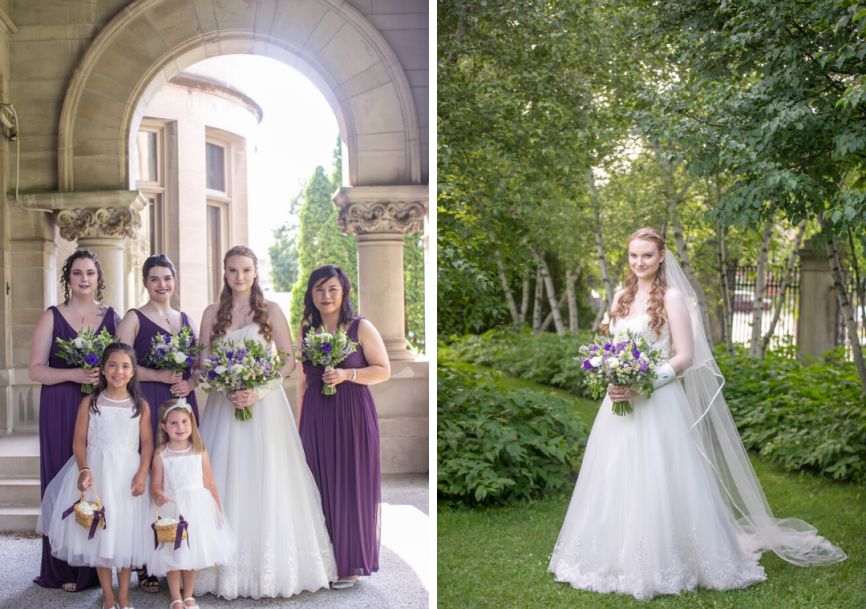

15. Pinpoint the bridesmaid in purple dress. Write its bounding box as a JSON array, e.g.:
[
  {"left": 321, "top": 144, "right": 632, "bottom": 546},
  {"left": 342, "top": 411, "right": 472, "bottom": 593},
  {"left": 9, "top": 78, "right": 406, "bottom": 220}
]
[
  {"left": 29, "top": 249, "right": 120, "bottom": 592},
  {"left": 297, "top": 265, "right": 391, "bottom": 589},
  {"left": 116, "top": 254, "right": 201, "bottom": 594}
]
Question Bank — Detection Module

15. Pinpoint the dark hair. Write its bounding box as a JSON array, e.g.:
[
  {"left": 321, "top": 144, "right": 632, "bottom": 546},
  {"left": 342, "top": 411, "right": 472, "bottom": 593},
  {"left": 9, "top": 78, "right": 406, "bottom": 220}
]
[
  {"left": 61, "top": 249, "right": 105, "bottom": 305},
  {"left": 89, "top": 342, "right": 146, "bottom": 419},
  {"left": 211, "top": 245, "right": 272, "bottom": 344},
  {"left": 142, "top": 254, "right": 177, "bottom": 282},
  {"left": 302, "top": 265, "right": 355, "bottom": 330}
]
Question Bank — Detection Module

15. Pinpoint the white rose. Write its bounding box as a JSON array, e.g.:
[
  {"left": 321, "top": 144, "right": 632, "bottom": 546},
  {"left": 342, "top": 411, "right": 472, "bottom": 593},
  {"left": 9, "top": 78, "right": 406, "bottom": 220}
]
[
  {"left": 640, "top": 353, "right": 648, "bottom": 361},
  {"left": 73, "top": 337, "right": 86, "bottom": 349},
  {"left": 607, "top": 357, "right": 620, "bottom": 368},
  {"left": 214, "top": 365, "right": 228, "bottom": 375},
  {"left": 235, "top": 365, "right": 246, "bottom": 374},
  {"left": 172, "top": 352, "right": 188, "bottom": 364},
  {"left": 589, "top": 356, "right": 603, "bottom": 368}
]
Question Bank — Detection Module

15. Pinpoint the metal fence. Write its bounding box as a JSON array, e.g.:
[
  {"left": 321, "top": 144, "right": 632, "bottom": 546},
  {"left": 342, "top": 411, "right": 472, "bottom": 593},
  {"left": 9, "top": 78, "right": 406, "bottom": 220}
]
[{"left": 727, "top": 263, "right": 801, "bottom": 351}]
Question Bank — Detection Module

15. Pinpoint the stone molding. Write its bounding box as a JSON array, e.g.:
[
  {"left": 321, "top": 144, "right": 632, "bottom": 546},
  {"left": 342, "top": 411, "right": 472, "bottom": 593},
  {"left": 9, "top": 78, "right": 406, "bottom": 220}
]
[
  {"left": 14, "top": 191, "right": 146, "bottom": 241},
  {"left": 56, "top": 0, "right": 422, "bottom": 191},
  {"left": 333, "top": 186, "right": 429, "bottom": 236},
  {"left": 0, "top": 6, "right": 17, "bottom": 37}
]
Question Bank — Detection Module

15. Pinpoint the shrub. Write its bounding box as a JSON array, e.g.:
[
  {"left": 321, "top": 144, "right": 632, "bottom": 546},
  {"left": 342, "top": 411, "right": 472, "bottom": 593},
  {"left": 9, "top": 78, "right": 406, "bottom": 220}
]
[
  {"left": 718, "top": 345, "right": 866, "bottom": 485},
  {"left": 437, "top": 363, "right": 588, "bottom": 506},
  {"left": 446, "top": 327, "right": 597, "bottom": 398}
]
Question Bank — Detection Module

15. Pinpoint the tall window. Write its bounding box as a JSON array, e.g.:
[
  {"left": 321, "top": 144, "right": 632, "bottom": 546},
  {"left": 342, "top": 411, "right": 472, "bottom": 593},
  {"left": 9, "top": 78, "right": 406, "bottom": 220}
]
[
  {"left": 135, "top": 124, "right": 166, "bottom": 255},
  {"left": 206, "top": 142, "right": 226, "bottom": 193},
  {"left": 206, "top": 204, "right": 223, "bottom": 302},
  {"left": 205, "top": 131, "right": 232, "bottom": 303}
]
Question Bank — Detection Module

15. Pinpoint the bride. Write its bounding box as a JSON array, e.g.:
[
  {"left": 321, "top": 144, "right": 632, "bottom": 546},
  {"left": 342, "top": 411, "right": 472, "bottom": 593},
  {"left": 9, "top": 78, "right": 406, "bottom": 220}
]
[
  {"left": 195, "top": 245, "right": 337, "bottom": 599},
  {"left": 549, "top": 227, "right": 846, "bottom": 600}
]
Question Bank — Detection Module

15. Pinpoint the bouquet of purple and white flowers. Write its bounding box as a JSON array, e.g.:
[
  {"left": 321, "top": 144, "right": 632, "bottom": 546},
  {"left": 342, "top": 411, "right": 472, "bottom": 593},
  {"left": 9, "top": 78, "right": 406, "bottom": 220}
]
[
  {"left": 54, "top": 327, "right": 117, "bottom": 394},
  {"left": 575, "top": 329, "right": 663, "bottom": 415},
  {"left": 296, "top": 327, "right": 358, "bottom": 395},
  {"left": 199, "top": 339, "right": 289, "bottom": 421},
  {"left": 147, "top": 326, "right": 204, "bottom": 374}
]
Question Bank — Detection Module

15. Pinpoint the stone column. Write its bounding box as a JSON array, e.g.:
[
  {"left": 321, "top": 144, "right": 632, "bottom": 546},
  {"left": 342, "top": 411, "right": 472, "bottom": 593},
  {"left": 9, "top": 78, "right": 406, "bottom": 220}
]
[
  {"left": 333, "top": 185, "right": 428, "bottom": 362},
  {"left": 798, "top": 240, "right": 837, "bottom": 358}
]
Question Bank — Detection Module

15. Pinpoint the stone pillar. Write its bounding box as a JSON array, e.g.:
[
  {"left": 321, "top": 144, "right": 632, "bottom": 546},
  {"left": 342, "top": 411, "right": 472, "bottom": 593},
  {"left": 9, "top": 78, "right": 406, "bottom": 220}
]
[
  {"left": 333, "top": 185, "right": 428, "bottom": 362},
  {"left": 798, "top": 240, "right": 837, "bottom": 358}
]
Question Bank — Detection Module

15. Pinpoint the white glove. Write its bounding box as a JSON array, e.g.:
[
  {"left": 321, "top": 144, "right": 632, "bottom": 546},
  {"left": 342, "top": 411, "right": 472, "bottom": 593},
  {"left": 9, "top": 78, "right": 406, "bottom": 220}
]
[
  {"left": 652, "top": 363, "right": 677, "bottom": 389},
  {"left": 252, "top": 374, "right": 283, "bottom": 401}
]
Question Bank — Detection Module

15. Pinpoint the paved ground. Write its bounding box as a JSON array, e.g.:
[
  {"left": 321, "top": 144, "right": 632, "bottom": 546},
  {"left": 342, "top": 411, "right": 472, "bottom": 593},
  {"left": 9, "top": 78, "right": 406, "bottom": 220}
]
[{"left": 0, "top": 475, "right": 429, "bottom": 609}]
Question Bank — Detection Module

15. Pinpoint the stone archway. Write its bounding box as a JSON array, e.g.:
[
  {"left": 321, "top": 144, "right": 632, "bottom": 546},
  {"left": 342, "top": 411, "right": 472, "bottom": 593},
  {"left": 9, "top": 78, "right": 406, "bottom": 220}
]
[{"left": 57, "top": 0, "right": 422, "bottom": 192}]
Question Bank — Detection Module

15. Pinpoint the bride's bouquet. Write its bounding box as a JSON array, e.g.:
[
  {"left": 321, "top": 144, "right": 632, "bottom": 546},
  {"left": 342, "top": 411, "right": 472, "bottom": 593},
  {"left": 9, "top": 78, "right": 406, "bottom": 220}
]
[
  {"left": 55, "top": 327, "right": 117, "bottom": 393},
  {"left": 146, "top": 326, "right": 204, "bottom": 374},
  {"left": 296, "top": 327, "right": 358, "bottom": 395},
  {"left": 199, "top": 339, "right": 289, "bottom": 421},
  {"left": 575, "top": 329, "right": 662, "bottom": 416}
]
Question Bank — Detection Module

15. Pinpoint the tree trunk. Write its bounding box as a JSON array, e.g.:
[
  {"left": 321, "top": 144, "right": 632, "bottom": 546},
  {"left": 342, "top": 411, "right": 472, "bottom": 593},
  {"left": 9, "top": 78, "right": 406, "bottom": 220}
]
[
  {"left": 591, "top": 295, "right": 608, "bottom": 333},
  {"left": 531, "top": 264, "right": 544, "bottom": 334},
  {"left": 749, "top": 212, "right": 775, "bottom": 356},
  {"left": 824, "top": 232, "right": 866, "bottom": 390},
  {"left": 717, "top": 220, "right": 735, "bottom": 356},
  {"left": 540, "top": 287, "right": 568, "bottom": 333},
  {"left": 589, "top": 170, "right": 614, "bottom": 304},
  {"left": 519, "top": 272, "right": 530, "bottom": 323},
  {"left": 541, "top": 265, "right": 582, "bottom": 333},
  {"left": 531, "top": 247, "right": 566, "bottom": 336},
  {"left": 493, "top": 248, "right": 520, "bottom": 324},
  {"left": 669, "top": 203, "right": 714, "bottom": 346},
  {"left": 847, "top": 228, "right": 866, "bottom": 331},
  {"left": 566, "top": 265, "right": 582, "bottom": 335},
  {"left": 760, "top": 219, "right": 806, "bottom": 358}
]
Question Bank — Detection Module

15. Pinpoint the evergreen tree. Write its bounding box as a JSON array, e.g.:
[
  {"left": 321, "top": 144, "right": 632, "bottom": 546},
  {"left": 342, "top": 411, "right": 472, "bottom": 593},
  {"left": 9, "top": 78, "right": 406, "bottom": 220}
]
[
  {"left": 268, "top": 219, "right": 300, "bottom": 292},
  {"left": 404, "top": 233, "right": 426, "bottom": 352}
]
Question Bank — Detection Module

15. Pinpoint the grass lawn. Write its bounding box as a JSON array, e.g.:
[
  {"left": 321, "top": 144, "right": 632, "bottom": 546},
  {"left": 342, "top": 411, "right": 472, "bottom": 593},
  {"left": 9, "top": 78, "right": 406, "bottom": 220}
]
[{"left": 437, "top": 362, "right": 866, "bottom": 608}]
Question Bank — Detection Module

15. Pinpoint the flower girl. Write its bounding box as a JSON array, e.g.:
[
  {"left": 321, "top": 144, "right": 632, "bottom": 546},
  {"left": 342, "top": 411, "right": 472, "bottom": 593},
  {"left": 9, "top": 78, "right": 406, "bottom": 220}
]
[
  {"left": 37, "top": 342, "right": 154, "bottom": 609},
  {"left": 149, "top": 397, "right": 236, "bottom": 609}
]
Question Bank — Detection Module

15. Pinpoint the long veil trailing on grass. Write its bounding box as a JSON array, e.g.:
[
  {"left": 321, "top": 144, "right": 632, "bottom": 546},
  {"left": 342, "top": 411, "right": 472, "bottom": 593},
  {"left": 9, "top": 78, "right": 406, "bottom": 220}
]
[{"left": 663, "top": 251, "right": 846, "bottom": 566}]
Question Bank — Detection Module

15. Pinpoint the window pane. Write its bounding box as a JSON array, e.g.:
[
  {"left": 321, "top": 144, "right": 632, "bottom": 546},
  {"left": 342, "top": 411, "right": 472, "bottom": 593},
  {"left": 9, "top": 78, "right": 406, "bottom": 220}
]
[
  {"left": 206, "top": 143, "right": 226, "bottom": 191},
  {"left": 136, "top": 131, "right": 158, "bottom": 182},
  {"left": 206, "top": 205, "right": 222, "bottom": 302}
]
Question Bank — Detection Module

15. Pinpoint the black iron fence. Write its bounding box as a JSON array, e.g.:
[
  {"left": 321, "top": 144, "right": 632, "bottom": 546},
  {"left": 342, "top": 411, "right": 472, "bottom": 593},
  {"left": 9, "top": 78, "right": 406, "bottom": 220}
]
[{"left": 726, "top": 263, "right": 801, "bottom": 351}]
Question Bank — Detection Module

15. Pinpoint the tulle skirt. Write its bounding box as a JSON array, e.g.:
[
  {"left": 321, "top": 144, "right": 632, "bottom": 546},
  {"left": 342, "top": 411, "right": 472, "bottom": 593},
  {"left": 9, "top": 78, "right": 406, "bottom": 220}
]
[
  {"left": 37, "top": 449, "right": 151, "bottom": 570},
  {"left": 549, "top": 381, "right": 767, "bottom": 600},
  {"left": 147, "top": 487, "right": 236, "bottom": 576}
]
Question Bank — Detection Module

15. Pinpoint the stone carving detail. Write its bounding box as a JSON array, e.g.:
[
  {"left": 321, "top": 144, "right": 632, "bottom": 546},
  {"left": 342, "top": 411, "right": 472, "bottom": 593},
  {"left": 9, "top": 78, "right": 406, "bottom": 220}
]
[
  {"left": 55, "top": 207, "right": 141, "bottom": 241},
  {"left": 56, "top": 209, "right": 97, "bottom": 241},
  {"left": 338, "top": 201, "right": 426, "bottom": 236}
]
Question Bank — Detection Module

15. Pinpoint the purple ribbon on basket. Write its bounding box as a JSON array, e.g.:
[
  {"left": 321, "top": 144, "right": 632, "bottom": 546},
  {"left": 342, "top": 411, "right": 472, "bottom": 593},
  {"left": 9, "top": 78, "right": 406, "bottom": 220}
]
[
  {"left": 88, "top": 507, "right": 105, "bottom": 540},
  {"left": 174, "top": 515, "right": 190, "bottom": 550},
  {"left": 61, "top": 499, "right": 80, "bottom": 520}
]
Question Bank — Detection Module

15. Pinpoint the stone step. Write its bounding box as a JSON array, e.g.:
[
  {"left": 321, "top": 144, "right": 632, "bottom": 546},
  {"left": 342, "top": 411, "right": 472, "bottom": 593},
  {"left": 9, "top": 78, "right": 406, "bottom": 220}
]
[
  {"left": 0, "top": 434, "right": 40, "bottom": 478},
  {"left": 0, "top": 478, "right": 41, "bottom": 506},
  {"left": 0, "top": 506, "right": 40, "bottom": 534}
]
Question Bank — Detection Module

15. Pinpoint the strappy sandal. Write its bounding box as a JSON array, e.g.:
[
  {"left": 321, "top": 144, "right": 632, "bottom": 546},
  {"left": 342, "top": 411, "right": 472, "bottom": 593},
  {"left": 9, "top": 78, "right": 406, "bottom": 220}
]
[
  {"left": 137, "top": 568, "right": 159, "bottom": 593},
  {"left": 62, "top": 582, "right": 76, "bottom": 592},
  {"left": 332, "top": 578, "right": 357, "bottom": 589},
  {"left": 170, "top": 602, "right": 184, "bottom": 609},
  {"left": 183, "top": 598, "right": 199, "bottom": 608}
]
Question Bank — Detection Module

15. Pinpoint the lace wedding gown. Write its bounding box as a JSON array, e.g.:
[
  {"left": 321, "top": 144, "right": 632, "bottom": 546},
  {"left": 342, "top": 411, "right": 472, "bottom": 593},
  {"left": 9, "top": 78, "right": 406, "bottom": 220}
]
[
  {"left": 549, "top": 313, "right": 767, "bottom": 600},
  {"left": 195, "top": 324, "right": 338, "bottom": 599}
]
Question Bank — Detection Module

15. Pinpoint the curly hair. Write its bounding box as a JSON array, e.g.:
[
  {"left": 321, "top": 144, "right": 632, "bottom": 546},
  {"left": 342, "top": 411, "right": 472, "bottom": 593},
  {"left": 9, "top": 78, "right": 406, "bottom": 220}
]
[
  {"left": 61, "top": 249, "right": 105, "bottom": 305},
  {"left": 600, "top": 227, "right": 668, "bottom": 337},
  {"left": 302, "top": 265, "right": 356, "bottom": 331},
  {"left": 210, "top": 245, "right": 272, "bottom": 344}
]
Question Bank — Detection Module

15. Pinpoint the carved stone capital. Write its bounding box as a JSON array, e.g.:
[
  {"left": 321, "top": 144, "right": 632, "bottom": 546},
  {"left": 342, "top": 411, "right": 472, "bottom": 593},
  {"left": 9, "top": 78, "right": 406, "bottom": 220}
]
[
  {"left": 55, "top": 205, "right": 142, "bottom": 241},
  {"left": 333, "top": 185, "right": 429, "bottom": 236}
]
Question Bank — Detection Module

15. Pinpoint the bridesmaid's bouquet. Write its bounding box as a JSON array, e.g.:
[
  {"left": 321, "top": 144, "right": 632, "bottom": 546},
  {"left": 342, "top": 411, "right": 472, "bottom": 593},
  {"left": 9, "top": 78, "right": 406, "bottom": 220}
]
[
  {"left": 55, "top": 327, "right": 117, "bottom": 393},
  {"left": 575, "top": 329, "right": 662, "bottom": 416},
  {"left": 147, "top": 326, "right": 204, "bottom": 374},
  {"left": 199, "top": 339, "right": 289, "bottom": 421},
  {"left": 296, "top": 327, "right": 358, "bottom": 395}
]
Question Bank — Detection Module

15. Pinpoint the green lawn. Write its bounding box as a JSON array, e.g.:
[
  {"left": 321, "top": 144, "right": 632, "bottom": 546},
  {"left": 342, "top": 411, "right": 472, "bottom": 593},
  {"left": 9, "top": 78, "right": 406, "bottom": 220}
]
[{"left": 437, "top": 362, "right": 866, "bottom": 608}]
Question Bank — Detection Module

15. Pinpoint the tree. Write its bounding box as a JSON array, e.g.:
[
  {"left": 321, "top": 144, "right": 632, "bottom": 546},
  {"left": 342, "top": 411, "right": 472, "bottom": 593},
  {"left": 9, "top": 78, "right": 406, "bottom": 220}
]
[{"left": 268, "top": 223, "right": 300, "bottom": 292}]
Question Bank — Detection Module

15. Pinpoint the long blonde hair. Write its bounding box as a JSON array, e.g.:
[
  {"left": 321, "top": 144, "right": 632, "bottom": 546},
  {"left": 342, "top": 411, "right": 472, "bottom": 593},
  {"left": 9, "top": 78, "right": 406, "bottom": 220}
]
[
  {"left": 210, "top": 245, "right": 272, "bottom": 344},
  {"left": 156, "top": 399, "right": 205, "bottom": 454},
  {"left": 600, "top": 227, "right": 668, "bottom": 336}
]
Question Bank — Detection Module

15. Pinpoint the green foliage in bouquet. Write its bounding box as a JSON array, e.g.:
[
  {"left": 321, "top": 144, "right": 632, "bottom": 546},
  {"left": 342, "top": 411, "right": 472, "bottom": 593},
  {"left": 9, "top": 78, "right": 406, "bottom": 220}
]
[
  {"left": 438, "top": 364, "right": 588, "bottom": 506},
  {"left": 718, "top": 345, "right": 866, "bottom": 485},
  {"left": 55, "top": 327, "right": 117, "bottom": 394},
  {"left": 446, "top": 327, "right": 597, "bottom": 399}
]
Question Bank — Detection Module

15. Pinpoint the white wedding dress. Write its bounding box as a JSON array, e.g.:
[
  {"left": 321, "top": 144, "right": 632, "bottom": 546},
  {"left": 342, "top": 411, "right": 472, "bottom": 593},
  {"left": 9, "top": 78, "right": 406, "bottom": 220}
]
[
  {"left": 549, "top": 313, "right": 767, "bottom": 599},
  {"left": 195, "top": 324, "right": 338, "bottom": 599}
]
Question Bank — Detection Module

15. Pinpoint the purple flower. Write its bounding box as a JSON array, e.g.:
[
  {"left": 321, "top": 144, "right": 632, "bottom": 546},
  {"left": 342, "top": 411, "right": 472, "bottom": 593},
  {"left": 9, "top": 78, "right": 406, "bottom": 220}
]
[
  {"left": 84, "top": 353, "right": 99, "bottom": 366},
  {"left": 208, "top": 369, "right": 218, "bottom": 380},
  {"left": 639, "top": 361, "right": 649, "bottom": 373},
  {"left": 583, "top": 360, "right": 593, "bottom": 371},
  {"left": 164, "top": 335, "right": 171, "bottom": 344},
  {"left": 321, "top": 342, "right": 333, "bottom": 354},
  {"left": 633, "top": 349, "right": 640, "bottom": 359},
  {"left": 186, "top": 356, "right": 193, "bottom": 367},
  {"left": 588, "top": 345, "right": 599, "bottom": 351},
  {"left": 603, "top": 343, "right": 612, "bottom": 351},
  {"left": 227, "top": 351, "right": 234, "bottom": 359},
  {"left": 156, "top": 346, "right": 166, "bottom": 355}
]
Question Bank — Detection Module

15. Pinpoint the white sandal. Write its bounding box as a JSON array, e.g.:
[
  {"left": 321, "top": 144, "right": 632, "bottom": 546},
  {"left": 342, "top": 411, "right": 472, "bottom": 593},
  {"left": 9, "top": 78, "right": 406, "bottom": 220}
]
[
  {"left": 170, "top": 602, "right": 184, "bottom": 609},
  {"left": 183, "top": 598, "right": 199, "bottom": 608}
]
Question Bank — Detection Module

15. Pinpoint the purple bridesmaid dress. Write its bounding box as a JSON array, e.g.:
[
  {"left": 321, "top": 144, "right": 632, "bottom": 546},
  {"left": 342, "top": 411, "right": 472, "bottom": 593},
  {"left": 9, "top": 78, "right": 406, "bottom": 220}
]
[
  {"left": 130, "top": 309, "right": 199, "bottom": 441},
  {"left": 300, "top": 317, "right": 381, "bottom": 578},
  {"left": 34, "top": 306, "right": 115, "bottom": 590}
]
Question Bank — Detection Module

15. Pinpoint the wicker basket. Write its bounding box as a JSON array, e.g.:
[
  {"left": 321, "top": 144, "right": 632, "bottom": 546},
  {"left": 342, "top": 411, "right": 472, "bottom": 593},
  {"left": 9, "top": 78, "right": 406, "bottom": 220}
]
[
  {"left": 154, "top": 499, "right": 188, "bottom": 545},
  {"left": 74, "top": 487, "right": 105, "bottom": 533}
]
